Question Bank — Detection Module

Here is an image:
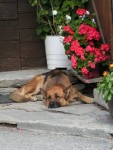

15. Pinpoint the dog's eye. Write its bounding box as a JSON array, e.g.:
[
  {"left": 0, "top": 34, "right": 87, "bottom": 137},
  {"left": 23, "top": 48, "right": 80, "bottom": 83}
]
[
  {"left": 55, "top": 94, "right": 61, "bottom": 99},
  {"left": 47, "top": 96, "right": 51, "bottom": 100},
  {"left": 57, "top": 96, "right": 61, "bottom": 99}
]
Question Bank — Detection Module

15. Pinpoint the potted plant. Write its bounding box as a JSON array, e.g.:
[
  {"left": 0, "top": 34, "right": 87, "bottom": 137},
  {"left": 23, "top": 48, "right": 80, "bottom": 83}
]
[
  {"left": 97, "top": 64, "right": 113, "bottom": 118},
  {"left": 28, "top": 0, "right": 90, "bottom": 69},
  {"left": 62, "top": 7, "right": 110, "bottom": 78}
]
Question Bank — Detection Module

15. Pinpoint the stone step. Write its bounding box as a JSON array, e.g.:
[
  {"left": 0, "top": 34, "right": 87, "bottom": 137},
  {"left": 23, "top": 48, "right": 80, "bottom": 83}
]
[
  {"left": 0, "top": 69, "right": 49, "bottom": 88},
  {"left": 0, "top": 101, "right": 113, "bottom": 138}
]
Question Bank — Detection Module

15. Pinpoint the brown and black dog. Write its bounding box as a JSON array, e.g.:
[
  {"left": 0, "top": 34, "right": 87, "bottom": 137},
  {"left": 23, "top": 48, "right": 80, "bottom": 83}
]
[{"left": 9, "top": 69, "right": 94, "bottom": 108}]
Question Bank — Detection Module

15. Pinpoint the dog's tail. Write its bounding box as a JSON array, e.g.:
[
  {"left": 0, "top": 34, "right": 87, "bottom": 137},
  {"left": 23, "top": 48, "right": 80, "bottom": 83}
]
[
  {"left": 9, "top": 90, "right": 26, "bottom": 102},
  {"left": 77, "top": 91, "right": 94, "bottom": 103}
]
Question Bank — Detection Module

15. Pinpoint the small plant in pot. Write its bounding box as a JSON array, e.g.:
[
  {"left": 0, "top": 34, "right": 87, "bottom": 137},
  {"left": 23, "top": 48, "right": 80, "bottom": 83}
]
[{"left": 97, "top": 64, "right": 113, "bottom": 118}]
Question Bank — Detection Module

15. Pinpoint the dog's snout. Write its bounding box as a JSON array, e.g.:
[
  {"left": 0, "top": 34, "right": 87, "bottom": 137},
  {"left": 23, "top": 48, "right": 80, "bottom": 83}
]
[{"left": 48, "top": 101, "right": 61, "bottom": 108}]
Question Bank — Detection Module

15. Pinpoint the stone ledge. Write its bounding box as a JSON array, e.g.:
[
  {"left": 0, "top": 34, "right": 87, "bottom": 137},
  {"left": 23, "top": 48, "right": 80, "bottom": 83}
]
[{"left": 93, "top": 88, "right": 108, "bottom": 110}]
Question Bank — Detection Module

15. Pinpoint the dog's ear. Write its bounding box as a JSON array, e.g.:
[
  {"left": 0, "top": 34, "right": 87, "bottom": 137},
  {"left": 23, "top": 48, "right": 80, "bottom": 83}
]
[{"left": 64, "top": 85, "right": 72, "bottom": 99}]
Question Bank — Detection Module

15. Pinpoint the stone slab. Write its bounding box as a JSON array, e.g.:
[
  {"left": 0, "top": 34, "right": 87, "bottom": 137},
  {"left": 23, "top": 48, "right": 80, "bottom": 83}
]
[
  {"left": 0, "top": 88, "right": 17, "bottom": 95},
  {"left": 0, "top": 101, "right": 113, "bottom": 138},
  {"left": 0, "top": 69, "right": 49, "bottom": 87}
]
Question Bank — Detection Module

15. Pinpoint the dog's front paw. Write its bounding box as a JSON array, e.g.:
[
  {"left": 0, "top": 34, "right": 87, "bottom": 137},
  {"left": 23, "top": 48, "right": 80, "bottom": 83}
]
[
  {"left": 30, "top": 95, "right": 43, "bottom": 101},
  {"left": 30, "top": 96, "right": 38, "bottom": 101},
  {"left": 87, "top": 98, "right": 94, "bottom": 104}
]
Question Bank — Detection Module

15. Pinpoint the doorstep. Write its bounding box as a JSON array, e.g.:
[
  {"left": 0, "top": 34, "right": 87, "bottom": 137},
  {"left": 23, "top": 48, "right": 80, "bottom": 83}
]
[{"left": 0, "top": 68, "right": 49, "bottom": 88}]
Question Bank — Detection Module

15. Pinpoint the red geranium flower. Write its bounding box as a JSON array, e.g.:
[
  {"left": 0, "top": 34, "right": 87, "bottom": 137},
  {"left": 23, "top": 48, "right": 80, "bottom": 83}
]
[
  {"left": 63, "top": 26, "right": 74, "bottom": 34},
  {"left": 63, "top": 35, "right": 73, "bottom": 43},
  {"left": 71, "top": 54, "right": 77, "bottom": 68},
  {"left": 76, "top": 8, "right": 87, "bottom": 16},
  {"left": 81, "top": 67, "right": 89, "bottom": 75},
  {"left": 100, "top": 44, "right": 110, "bottom": 51}
]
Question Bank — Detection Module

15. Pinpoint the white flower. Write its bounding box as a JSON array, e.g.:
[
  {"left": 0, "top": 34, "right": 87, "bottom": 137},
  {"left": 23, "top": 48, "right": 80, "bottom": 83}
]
[
  {"left": 86, "top": 11, "right": 90, "bottom": 15},
  {"left": 91, "top": 18, "right": 96, "bottom": 24},
  {"left": 65, "top": 15, "right": 71, "bottom": 24},
  {"left": 82, "top": 18, "right": 84, "bottom": 20},
  {"left": 79, "top": 16, "right": 83, "bottom": 18},
  {"left": 52, "top": 10, "right": 57, "bottom": 16},
  {"left": 66, "top": 15, "right": 71, "bottom": 21},
  {"left": 58, "top": 26, "right": 63, "bottom": 35},
  {"left": 79, "top": 14, "right": 85, "bottom": 19},
  {"left": 59, "top": 36, "right": 64, "bottom": 42}
]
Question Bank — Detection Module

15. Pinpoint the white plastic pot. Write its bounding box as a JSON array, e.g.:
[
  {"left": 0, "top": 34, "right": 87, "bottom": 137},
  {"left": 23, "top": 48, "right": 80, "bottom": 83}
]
[{"left": 45, "top": 35, "right": 71, "bottom": 70}]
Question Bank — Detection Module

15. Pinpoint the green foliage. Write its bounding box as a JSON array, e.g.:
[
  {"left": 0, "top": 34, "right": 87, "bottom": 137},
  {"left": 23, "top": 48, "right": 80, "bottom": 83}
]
[
  {"left": 97, "top": 72, "right": 113, "bottom": 102},
  {"left": 28, "top": 0, "right": 89, "bottom": 39}
]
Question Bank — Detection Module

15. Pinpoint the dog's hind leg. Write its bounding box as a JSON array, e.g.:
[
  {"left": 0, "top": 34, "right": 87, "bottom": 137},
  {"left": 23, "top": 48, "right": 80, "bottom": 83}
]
[
  {"left": 9, "top": 75, "right": 45, "bottom": 102},
  {"left": 68, "top": 86, "right": 94, "bottom": 104},
  {"left": 76, "top": 91, "right": 94, "bottom": 103}
]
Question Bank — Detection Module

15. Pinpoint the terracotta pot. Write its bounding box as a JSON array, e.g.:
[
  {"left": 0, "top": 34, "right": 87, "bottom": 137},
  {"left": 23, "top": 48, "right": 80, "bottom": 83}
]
[{"left": 108, "top": 98, "right": 113, "bottom": 119}]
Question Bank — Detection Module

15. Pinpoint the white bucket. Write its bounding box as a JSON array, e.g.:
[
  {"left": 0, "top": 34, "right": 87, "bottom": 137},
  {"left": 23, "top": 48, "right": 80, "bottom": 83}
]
[{"left": 45, "top": 35, "right": 71, "bottom": 70}]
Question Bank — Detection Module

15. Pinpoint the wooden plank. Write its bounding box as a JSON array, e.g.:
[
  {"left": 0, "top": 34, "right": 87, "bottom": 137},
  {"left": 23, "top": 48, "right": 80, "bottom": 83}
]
[
  {"left": 0, "top": 58, "right": 21, "bottom": 71},
  {"left": 20, "top": 42, "right": 46, "bottom": 58},
  {"left": 91, "top": 0, "right": 112, "bottom": 44},
  {"left": 0, "top": 20, "right": 19, "bottom": 40},
  {"left": 0, "top": 3, "right": 17, "bottom": 20},
  {"left": 18, "top": 13, "right": 37, "bottom": 29},
  {"left": 19, "top": 29, "right": 40, "bottom": 42},
  {"left": 90, "top": 0, "right": 105, "bottom": 43},
  {"left": 0, "top": 20, "right": 18, "bottom": 28},
  {"left": 18, "top": 0, "right": 35, "bottom": 13},
  {"left": 0, "top": 28, "right": 19, "bottom": 40},
  {"left": 21, "top": 57, "right": 47, "bottom": 69},
  {"left": 0, "top": 41, "right": 19, "bottom": 58},
  {"left": 0, "top": 0, "right": 17, "bottom": 2}
]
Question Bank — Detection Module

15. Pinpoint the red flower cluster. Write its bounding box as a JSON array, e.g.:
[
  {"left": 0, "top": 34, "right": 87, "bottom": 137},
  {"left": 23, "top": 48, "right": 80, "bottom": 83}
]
[
  {"left": 62, "top": 8, "right": 110, "bottom": 78},
  {"left": 76, "top": 8, "right": 87, "bottom": 16},
  {"left": 79, "top": 23, "right": 100, "bottom": 41},
  {"left": 63, "top": 26, "right": 74, "bottom": 34},
  {"left": 64, "top": 35, "right": 73, "bottom": 43}
]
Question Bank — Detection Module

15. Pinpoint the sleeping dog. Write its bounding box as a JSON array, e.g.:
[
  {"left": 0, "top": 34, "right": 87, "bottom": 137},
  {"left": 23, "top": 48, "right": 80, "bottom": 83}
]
[{"left": 9, "top": 69, "right": 94, "bottom": 108}]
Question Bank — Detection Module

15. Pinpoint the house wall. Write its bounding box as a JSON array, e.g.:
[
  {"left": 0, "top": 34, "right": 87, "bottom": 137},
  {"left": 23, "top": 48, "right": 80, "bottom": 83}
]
[{"left": 0, "top": 0, "right": 47, "bottom": 71}]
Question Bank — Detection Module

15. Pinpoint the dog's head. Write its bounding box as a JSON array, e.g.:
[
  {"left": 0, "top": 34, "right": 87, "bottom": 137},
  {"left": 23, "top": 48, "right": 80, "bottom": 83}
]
[{"left": 41, "top": 85, "right": 71, "bottom": 108}]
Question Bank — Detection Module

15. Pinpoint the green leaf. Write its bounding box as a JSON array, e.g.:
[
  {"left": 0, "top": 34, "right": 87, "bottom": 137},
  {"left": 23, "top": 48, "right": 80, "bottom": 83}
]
[
  {"left": 42, "top": 0, "right": 48, "bottom": 4},
  {"left": 109, "top": 82, "right": 112, "bottom": 89},
  {"left": 108, "top": 93, "right": 112, "bottom": 101},
  {"left": 110, "top": 88, "right": 113, "bottom": 94}
]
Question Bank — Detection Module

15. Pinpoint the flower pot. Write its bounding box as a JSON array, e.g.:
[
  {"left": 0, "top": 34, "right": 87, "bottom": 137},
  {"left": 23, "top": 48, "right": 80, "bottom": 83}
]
[
  {"left": 45, "top": 35, "right": 71, "bottom": 70},
  {"left": 83, "top": 67, "right": 100, "bottom": 79},
  {"left": 108, "top": 98, "right": 113, "bottom": 118}
]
